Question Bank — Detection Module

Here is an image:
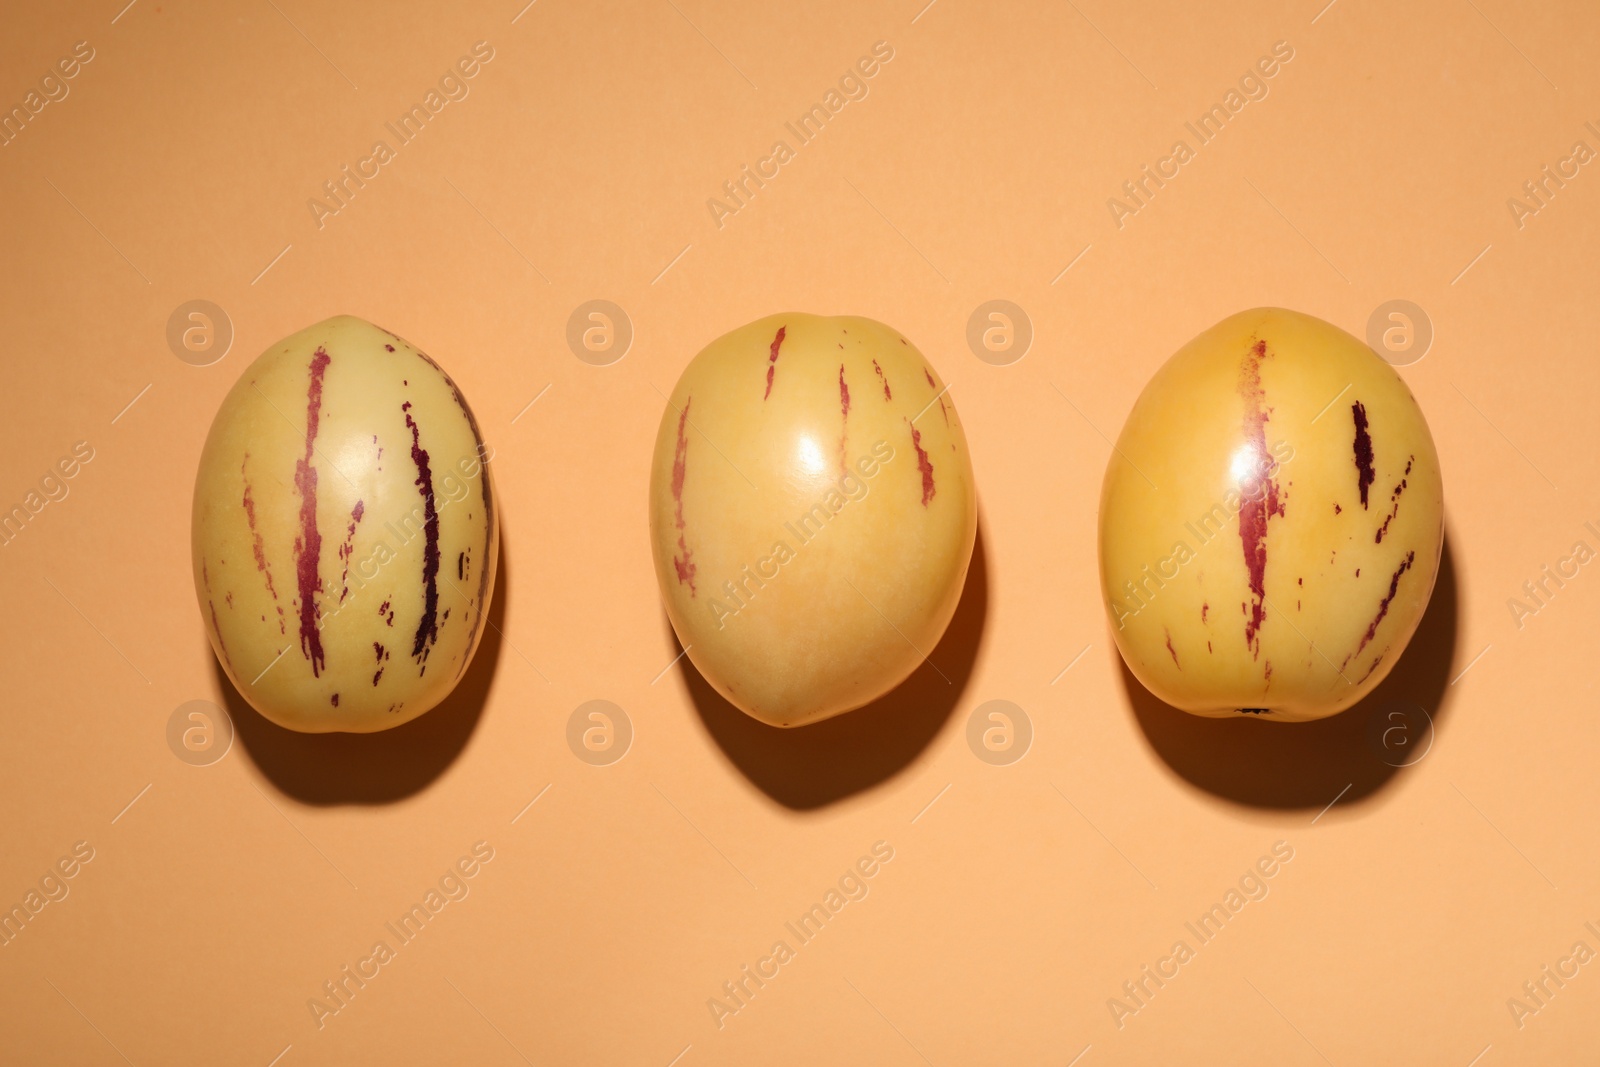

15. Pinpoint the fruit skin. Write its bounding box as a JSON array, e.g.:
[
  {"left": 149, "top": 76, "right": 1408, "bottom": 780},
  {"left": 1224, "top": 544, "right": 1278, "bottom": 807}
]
[
  {"left": 1099, "top": 308, "right": 1443, "bottom": 722},
  {"left": 649, "top": 313, "right": 977, "bottom": 728},
  {"left": 191, "top": 316, "right": 497, "bottom": 733}
]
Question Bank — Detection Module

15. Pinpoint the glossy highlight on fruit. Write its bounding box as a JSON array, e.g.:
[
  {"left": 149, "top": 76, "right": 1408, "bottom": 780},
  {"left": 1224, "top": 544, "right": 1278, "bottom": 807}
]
[
  {"left": 649, "top": 313, "right": 977, "bottom": 728},
  {"left": 1099, "top": 308, "right": 1443, "bottom": 721},
  {"left": 191, "top": 316, "right": 497, "bottom": 733}
]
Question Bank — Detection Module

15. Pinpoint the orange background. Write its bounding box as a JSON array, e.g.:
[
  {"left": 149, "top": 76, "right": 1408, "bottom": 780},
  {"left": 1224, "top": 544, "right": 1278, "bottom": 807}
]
[{"left": 3, "top": 0, "right": 1598, "bottom": 1063}]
